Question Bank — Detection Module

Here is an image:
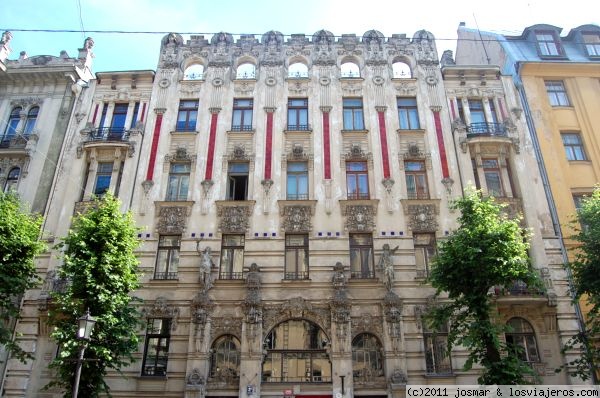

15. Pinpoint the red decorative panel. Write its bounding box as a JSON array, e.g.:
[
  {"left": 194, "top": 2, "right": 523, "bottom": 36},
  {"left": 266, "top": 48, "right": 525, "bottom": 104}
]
[
  {"left": 145, "top": 113, "right": 163, "bottom": 181},
  {"left": 433, "top": 111, "right": 449, "bottom": 178},
  {"left": 264, "top": 111, "right": 274, "bottom": 179},
  {"left": 377, "top": 110, "right": 391, "bottom": 179},
  {"left": 322, "top": 111, "right": 331, "bottom": 179},
  {"left": 205, "top": 112, "right": 219, "bottom": 180}
]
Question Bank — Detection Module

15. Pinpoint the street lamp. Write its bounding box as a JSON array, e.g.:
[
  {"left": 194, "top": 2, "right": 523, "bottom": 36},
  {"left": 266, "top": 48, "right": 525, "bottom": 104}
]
[{"left": 72, "top": 309, "right": 96, "bottom": 398}]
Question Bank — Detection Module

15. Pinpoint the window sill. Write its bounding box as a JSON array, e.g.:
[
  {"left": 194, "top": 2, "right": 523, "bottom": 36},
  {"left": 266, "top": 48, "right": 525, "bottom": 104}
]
[
  {"left": 227, "top": 129, "right": 255, "bottom": 134},
  {"left": 341, "top": 129, "right": 369, "bottom": 134},
  {"left": 566, "top": 160, "right": 592, "bottom": 164},
  {"left": 170, "top": 130, "right": 198, "bottom": 135},
  {"left": 282, "top": 278, "right": 311, "bottom": 283},
  {"left": 284, "top": 128, "right": 312, "bottom": 133},
  {"left": 150, "top": 278, "right": 179, "bottom": 282},
  {"left": 424, "top": 373, "right": 455, "bottom": 378},
  {"left": 397, "top": 128, "right": 426, "bottom": 134}
]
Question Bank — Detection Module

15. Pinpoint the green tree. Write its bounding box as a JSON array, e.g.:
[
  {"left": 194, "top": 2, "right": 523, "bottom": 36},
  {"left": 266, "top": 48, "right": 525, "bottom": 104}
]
[
  {"left": 47, "top": 194, "right": 142, "bottom": 397},
  {"left": 560, "top": 188, "right": 600, "bottom": 381},
  {"left": 0, "top": 191, "right": 46, "bottom": 361},
  {"left": 427, "top": 190, "right": 540, "bottom": 384}
]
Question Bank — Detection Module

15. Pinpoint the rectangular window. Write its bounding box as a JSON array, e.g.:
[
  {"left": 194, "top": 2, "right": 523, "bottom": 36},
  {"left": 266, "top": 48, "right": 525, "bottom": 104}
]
[
  {"left": 583, "top": 32, "right": 600, "bottom": 57},
  {"left": 287, "top": 98, "right": 309, "bottom": 130},
  {"left": 424, "top": 323, "right": 452, "bottom": 375},
  {"left": 166, "top": 163, "right": 191, "bottom": 201},
  {"left": 468, "top": 99, "right": 486, "bottom": 124},
  {"left": 545, "top": 81, "right": 570, "bottom": 106},
  {"left": 287, "top": 162, "right": 308, "bottom": 200},
  {"left": 232, "top": 99, "right": 253, "bottom": 131},
  {"left": 343, "top": 98, "right": 365, "bottom": 130},
  {"left": 536, "top": 31, "right": 561, "bottom": 56},
  {"left": 227, "top": 162, "right": 249, "bottom": 200},
  {"left": 561, "top": 132, "right": 587, "bottom": 161},
  {"left": 397, "top": 97, "right": 420, "bottom": 129},
  {"left": 405, "top": 161, "right": 429, "bottom": 199},
  {"left": 349, "top": 234, "right": 374, "bottom": 279},
  {"left": 93, "top": 162, "right": 113, "bottom": 196},
  {"left": 488, "top": 100, "right": 499, "bottom": 124},
  {"left": 414, "top": 233, "right": 436, "bottom": 278},
  {"left": 176, "top": 100, "right": 198, "bottom": 131},
  {"left": 154, "top": 235, "right": 180, "bottom": 280},
  {"left": 220, "top": 234, "right": 245, "bottom": 279},
  {"left": 110, "top": 103, "right": 128, "bottom": 134},
  {"left": 130, "top": 101, "right": 140, "bottom": 129},
  {"left": 285, "top": 234, "right": 309, "bottom": 279},
  {"left": 482, "top": 159, "right": 504, "bottom": 197},
  {"left": 346, "top": 161, "right": 369, "bottom": 200},
  {"left": 142, "top": 318, "right": 171, "bottom": 376}
]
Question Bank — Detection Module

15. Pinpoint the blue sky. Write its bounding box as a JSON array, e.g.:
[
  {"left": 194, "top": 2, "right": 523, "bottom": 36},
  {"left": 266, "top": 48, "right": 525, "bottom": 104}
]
[{"left": 2, "top": 0, "right": 597, "bottom": 74}]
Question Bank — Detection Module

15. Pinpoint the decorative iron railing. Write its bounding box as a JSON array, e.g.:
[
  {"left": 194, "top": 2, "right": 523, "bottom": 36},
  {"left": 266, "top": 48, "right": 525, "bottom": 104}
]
[{"left": 466, "top": 122, "right": 507, "bottom": 137}]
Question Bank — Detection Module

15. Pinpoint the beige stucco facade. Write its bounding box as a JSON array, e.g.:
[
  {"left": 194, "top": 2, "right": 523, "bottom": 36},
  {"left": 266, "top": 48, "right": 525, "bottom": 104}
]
[{"left": 2, "top": 28, "right": 588, "bottom": 398}]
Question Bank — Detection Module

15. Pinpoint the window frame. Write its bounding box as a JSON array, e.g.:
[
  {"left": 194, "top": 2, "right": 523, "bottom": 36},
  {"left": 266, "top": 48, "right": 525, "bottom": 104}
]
[
  {"left": 505, "top": 317, "right": 541, "bottom": 364},
  {"left": 93, "top": 162, "right": 114, "bottom": 197},
  {"left": 423, "top": 322, "right": 452, "bottom": 375},
  {"left": 176, "top": 100, "right": 199, "bottom": 132},
  {"left": 397, "top": 97, "right": 420, "bottom": 129},
  {"left": 482, "top": 158, "right": 505, "bottom": 197},
  {"left": 414, "top": 233, "right": 436, "bottom": 278},
  {"left": 349, "top": 233, "right": 375, "bottom": 279},
  {"left": 561, "top": 132, "right": 587, "bottom": 161},
  {"left": 405, "top": 160, "right": 429, "bottom": 200},
  {"left": 342, "top": 98, "right": 365, "bottom": 131},
  {"left": 166, "top": 162, "right": 191, "bottom": 201},
  {"left": 141, "top": 318, "right": 171, "bottom": 377},
  {"left": 23, "top": 106, "right": 39, "bottom": 135},
  {"left": 2, "top": 107, "right": 22, "bottom": 142},
  {"left": 346, "top": 161, "right": 369, "bottom": 200},
  {"left": 535, "top": 30, "right": 563, "bottom": 57},
  {"left": 231, "top": 99, "right": 253, "bottom": 131},
  {"left": 227, "top": 162, "right": 249, "bottom": 200},
  {"left": 544, "top": 81, "right": 570, "bottom": 106},
  {"left": 286, "top": 161, "right": 309, "bottom": 200},
  {"left": 284, "top": 234, "right": 309, "bottom": 280},
  {"left": 110, "top": 103, "right": 129, "bottom": 134},
  {"left": 210, "top": 335, "right": 241, "bottom": 380},
  {"left": 4, "top": 167, "right": 21, "bottom": 192},
  {"left": 287, "top": 98, "right": 309, "bottom": 131},
  {"left": 352, "top": 333, "right": 384, "bottom": 381},
  {"left": 154, "top": 235, "right": 180, "bottom": 280},
  {"left": 582, "top": 32, "right": 600, "bottom": 57},
  {"left": 219, "top": 234, "right": 245, "bottom": 280}
]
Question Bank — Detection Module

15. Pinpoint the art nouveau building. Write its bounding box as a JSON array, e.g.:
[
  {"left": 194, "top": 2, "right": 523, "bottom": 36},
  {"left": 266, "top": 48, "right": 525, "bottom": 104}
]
[
  {"left": 3, "top": 28, "right": 586, "bottom": 398},
  {"left": 0, "top": 32, "right": 94, "bottom": 389}
]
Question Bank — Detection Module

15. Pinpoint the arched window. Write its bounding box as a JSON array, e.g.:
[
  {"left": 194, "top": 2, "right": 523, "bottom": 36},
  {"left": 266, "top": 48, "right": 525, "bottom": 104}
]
[
  {"left": 210, "top": 335, "right": 241, "bottom": 382},
  {"left": 4, "top": 167, "right": 20, "bottom": 192},
  {"left": 288, "top": 62, "right": 309, "bottom": 78},
  {"left": 24, "top": 106, "right": 39, "bottom": 135},
  {"left": 341, "top": 62, "right": 360, "bottom": 78},
  {"left": 183, "top": 64, "right": 204, "bottom": 80},
  {"left": 505, "top": 317, "right": 540, "bottom": 363},
  {"left": 392, "top": 61, "right": 412, "bottom": 78},
  {"left": 236, "top": 62, "right": 256, "bottom": 79},
  {"left": 2, "top": 107, "right": 22, "bottom": 142},
  {"left": 262, "top": 319, "right": 331, "bottom": 383},
  {"left": 352, "top": 333, "right": 384, "bottom": 383}
]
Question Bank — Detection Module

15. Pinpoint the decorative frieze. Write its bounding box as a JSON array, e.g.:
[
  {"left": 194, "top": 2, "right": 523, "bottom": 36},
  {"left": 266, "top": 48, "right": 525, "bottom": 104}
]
[
  {"left": 339, "top": 200, "right": 379, "bottom": 232},
  {"left": 155, "top": 202, "right": 193, "bottom": 234},
  {"left": 400, "top": 200, "right": 440, "bottom": 232},
  {"left": 351, "top": 313, "right": 383, "bottom": 340},
  {"left": 277, "top": 200, "right": 317, "bottom": 232},
  {"left": 215, "top": 201, "right": 255, "bottom": 234}
]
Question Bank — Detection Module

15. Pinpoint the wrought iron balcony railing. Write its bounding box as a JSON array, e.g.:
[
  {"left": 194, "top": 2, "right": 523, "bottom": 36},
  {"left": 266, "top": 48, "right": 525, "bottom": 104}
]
[
  {"left": 284, "top": 271, "right": 310, "bottom": 280},
  {"left": 86, "top": 127, "right": 130, "bottom": 142},
  {"left": 351, "top": 270, "right": 376, "bottom": 279},
  {"left": 466, "top": 122, "right": 507, "bottom": 137},
  {"left": 494, "top": 280, "right": 545, "bottom": 296},
  {"left": 286, "top": 124, "right": 311, "bottom": 131},
  {"left": 231, "top": 124, "right": 253, "bottom": 132},
  {"left": 406, "top": 191, "right": 430, "bottom": 200},
  {"left": 262, "top": 376, "right": 332, "bottom": 383},
  {"left": 347, "top": 192, "right": 370, "bottom": 200},
  {"left": 219, "top": 271, "right": 245, "bottom": 280},
  {"left": 153, "top": 271, "right": 178, "bottom": 280}
]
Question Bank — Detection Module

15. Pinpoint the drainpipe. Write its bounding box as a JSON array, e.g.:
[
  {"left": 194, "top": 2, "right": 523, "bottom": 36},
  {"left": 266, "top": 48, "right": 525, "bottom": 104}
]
[{"left": 514, "top": 63, "right": 594, "bottom": 383}]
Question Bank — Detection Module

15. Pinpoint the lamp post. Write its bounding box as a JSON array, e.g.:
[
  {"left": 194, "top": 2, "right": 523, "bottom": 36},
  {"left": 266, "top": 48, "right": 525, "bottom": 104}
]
[{"left": 72, "top": 309, "right": 96, "bottom": 398}]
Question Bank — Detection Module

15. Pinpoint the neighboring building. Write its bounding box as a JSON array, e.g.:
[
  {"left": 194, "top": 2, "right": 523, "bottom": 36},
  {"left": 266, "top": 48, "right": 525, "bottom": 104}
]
[
  {"left": 456, "top": 23, "right": 600, "bottom": 381},
  {"left": 0, "top": 31, "right": 94, "bottom": 389},
  {"left": 3, "top": 27, "right": 587, "bottom": 398}
]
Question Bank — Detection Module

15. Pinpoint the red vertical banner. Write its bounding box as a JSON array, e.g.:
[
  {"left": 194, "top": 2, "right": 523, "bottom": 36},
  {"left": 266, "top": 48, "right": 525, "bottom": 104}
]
[
  {"left": 145, "top": 112, "right": 164, "bottom": 181},
  {"left": 205, "top": 111, "right": 219, "bottom": 180},
  {"left": 377, "top": 109, "right": 391, "bottom": 179},
  {"left": 433, "top": 110, "right": 450, "bottom": 179},
  {"left": 91, "top": 103, "right": 99, "bottom": 125},
  {"left": 322, "top": 109, "right": 331, "bottom": 179},
  {"left": 450, "top": 99, "right": 456, "bottom": 120},
  {"left": 140, "top": 102, "right": 147, "bottom": 123},
  {"left": 264, "top": 111, "right": 274, "bottom": 180}
]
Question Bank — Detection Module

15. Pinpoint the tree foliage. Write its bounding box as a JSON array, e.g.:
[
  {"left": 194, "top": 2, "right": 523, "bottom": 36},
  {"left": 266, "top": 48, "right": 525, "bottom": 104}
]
[
  {"left": 427, "top": 190, "right": 541, "bottom": 384},
  {"left": 560, "top": 187, "right": 600, "bottom": 381},
  {"left": 47, "top": 194, "right": 142, "bottom": 397},
  {"left": 0, "top": 191, "right": 46, "bottom": 361}
]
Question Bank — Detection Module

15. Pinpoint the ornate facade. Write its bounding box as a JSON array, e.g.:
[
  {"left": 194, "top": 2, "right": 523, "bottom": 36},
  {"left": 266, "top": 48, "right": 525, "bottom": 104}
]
[{"left": 1, "top": 27, "right": 587, "bottom": 398}]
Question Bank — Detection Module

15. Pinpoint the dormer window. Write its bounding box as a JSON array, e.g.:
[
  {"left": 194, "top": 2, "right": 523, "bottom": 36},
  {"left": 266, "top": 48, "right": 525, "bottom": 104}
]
[
  {"left": 535, "top": 31, "right": 563, "bottom": 57},
  {"left": 582, "top": 32, "right": 600, "bottom": 57}
]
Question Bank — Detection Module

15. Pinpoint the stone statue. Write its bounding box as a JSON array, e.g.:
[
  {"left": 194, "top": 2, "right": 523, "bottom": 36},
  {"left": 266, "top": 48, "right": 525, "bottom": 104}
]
[
  {"left": 200, "top": 247, "right": 214, "bottom": 291},
  {"left": 378, "top": 244, "right": 398, "bottom": 290},
  {"left": 1, "top": 31, "right": 13, "bottom": 45},
  {"left": 83, "top": 37, "right": 94, "bottom": 50}
]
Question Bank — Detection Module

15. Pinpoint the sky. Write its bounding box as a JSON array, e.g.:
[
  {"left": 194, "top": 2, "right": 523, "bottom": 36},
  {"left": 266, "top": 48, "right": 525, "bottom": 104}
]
[{"left": 2, "top": 0, "right": 597, "bottom": 74}]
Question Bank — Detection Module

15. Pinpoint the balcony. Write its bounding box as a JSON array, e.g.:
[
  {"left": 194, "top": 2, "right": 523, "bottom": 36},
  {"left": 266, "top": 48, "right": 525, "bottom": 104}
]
[
  {"left": 493, "top": 280, "right": 547, "bottom": 305},
  {"left": 466, "top": 122, "right": 507, "bottom": 137},
  {"left": 84, "top": 127, "right": 130, "bottom": 142}
]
